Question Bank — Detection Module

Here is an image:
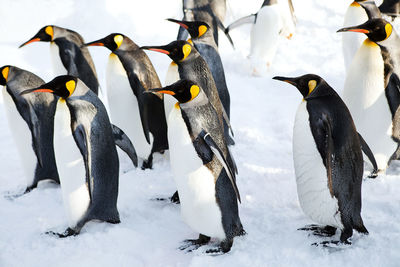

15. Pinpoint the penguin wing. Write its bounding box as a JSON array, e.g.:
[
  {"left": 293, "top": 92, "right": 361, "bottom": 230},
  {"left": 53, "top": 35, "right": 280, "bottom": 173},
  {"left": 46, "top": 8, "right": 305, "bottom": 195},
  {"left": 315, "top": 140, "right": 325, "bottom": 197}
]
[
  {"left": 221, "top": 104, "right": 234, "bottom": 137},
  {"left": 200, "top": 130, "right": 241, "bottom": 202},
  {"left": 111, "top": 124, "right": 138, "bottom": 168},
  {"left": 28, "top": 104, "right": 43, "bottom": 168},
  {"left": 214, "top": 16, "right": 235, "bottom": 48},
  {"left": 385, "top": 73, "right": 400, "bottom": 118},
  {"left": 225, "top": 14, "right": 257, "bottom": 34},
  {"left": 358, "top": 133, "right": 378, "bottom": 177}
]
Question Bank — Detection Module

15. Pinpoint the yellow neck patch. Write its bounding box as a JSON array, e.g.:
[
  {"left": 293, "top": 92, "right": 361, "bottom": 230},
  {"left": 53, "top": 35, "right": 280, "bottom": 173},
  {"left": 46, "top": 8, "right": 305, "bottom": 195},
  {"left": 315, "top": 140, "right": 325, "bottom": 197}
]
[
  {"left": 182, "top": 44, "right": 192, "bottom": 61},
  {"left": 308, "top": 80, "right": 317, "bottom": 95},
  {"left": 45, "top": 26, "right": 53, "bottom": 41},
  {"left": 187, "top": 38, "right": 193, "bottom": 45},
  {"left": 350, "top": 1, "right": 361, "bottom": 7},
  {"left": 198, "top": 25, "right": 207, "bottom": 37},
  {"left": 385, "top": 23, "right": 392, "bottom": 40},
  {"left": 2, "top": 67, "right": 9, "bottom": 82},
  {"left": 189, "top": 85, "right": 200, "bottom": 101},
  {"left": 114, "top": 35, "right": 123, "bottom": 49},
  {"left": 65, "top": 80, "right": 76, "bottom": 97},
  {"left": 174, "top": 102, "right": 180, "bottom": 109},
  {"left": 364, "top": 38, "right": 378, "bottom": 47}
]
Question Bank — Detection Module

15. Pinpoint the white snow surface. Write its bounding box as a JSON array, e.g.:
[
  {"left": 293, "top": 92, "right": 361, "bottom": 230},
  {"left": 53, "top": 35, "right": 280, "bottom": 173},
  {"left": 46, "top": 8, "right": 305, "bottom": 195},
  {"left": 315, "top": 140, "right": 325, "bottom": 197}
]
[{"left": 0, "top": 0, "right": 399, "bottom": 266}]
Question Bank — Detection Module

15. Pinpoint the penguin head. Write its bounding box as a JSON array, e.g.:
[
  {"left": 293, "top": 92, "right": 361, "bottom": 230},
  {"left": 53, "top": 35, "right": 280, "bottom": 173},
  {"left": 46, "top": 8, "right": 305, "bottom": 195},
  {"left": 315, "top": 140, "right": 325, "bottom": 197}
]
[
  {"left": 84, "top": 33, "right": 126, "bottom": 52},
  {"left": 273, "top": 74, "right": 325, "bottom": 99},
  {"left": 147, "top": 79, "right": 200, "bottom": 104},
  {"left": 141, "top": 40, "right": 195, "bottom": 63},
  {"left": 167, "top": 19, "right": 210, "bottom": 39},
  {"left": 0, "top": 65, "right": 10, "bottom": 86},
  {"left": 20, "top": 75, "right": 77, "bottom": 99},
  {"left": 337, "top": 18, "right": 392, "bottom": 42},
  {"left": 19, "top": 25, "right": 54, "bottom": 48}
]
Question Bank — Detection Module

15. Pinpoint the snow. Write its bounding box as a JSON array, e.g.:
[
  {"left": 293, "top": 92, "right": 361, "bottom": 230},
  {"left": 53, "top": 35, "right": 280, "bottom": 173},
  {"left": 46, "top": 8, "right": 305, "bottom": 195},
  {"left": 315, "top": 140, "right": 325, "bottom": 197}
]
[{"left": 0, "top": 0, "right": 399, "bottom": 266}]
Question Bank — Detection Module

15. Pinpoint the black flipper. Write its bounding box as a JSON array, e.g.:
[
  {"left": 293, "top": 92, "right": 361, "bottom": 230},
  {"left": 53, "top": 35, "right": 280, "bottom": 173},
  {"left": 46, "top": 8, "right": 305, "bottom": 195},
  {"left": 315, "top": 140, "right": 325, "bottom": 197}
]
[
  {"left": 111, "top": 124, "right": 138, "bottom": 168},
  {"left": 358, "top": 133, "right": 378, "bottom": 177},
  {"left": 199, "top": 130, "right": 241, "bottom": 202},
  {"left": 215, "top": 16, "right": 235, "bottom": 48},
  {"left": 221, "top": 105, "right": 234, "bottom": 137},
  {"left": 28, "top": 105, "right": 43, "bottom": 168},
  {"left": 225, "top": 14, "right": 257, "bottom": 35},
  {"left": 321, "top": 114, "right": 335, "bottom": 197}
]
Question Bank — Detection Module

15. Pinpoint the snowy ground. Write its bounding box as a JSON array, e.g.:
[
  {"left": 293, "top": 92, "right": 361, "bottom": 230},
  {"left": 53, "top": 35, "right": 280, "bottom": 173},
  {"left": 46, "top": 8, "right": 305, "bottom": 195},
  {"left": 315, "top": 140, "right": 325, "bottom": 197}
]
[{"left": 0, "top": 0, "right": 400, "bottom": 266}]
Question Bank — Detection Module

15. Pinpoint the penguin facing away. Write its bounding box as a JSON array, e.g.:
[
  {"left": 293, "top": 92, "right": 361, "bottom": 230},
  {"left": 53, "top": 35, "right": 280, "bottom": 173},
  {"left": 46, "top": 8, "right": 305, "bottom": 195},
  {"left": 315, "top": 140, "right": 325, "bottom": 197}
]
[
  {"left": 167, "top": 19, "right": 231, "bottom": 135},
  {"left": 0, "top": 65, "right": 59, "bottom": 194},
  {"left": 84, "top": 33, "right": 168, "bottom": 169},
  {"left": 338, "top": 18, "right": 400, "bottom": 171},
  {"left": 273, "top": 74, "right": 375, "bottom": 245},
  {"left": 19, "top": 25, "right": 100, "bottom": 95},
  {"left": 141, "top": 41, "right": 234, "bottom": 146},
  {"left": 147, "top": 79, "right": 243, "bottom": 253},
  {"left": 342, "top": 0, "right": 382, "bottom": 70},
  {"left": 21, "top": 75, "right": 137, "bottom": 237}
]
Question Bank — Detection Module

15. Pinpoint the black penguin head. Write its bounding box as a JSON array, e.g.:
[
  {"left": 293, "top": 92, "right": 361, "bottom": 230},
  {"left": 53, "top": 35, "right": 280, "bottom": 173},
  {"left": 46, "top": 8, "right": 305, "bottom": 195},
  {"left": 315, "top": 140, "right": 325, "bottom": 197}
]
[
  {"left": 337, "top": 18, "right": 392, "bottom": 42},
  {"left": 141, "top": 40, "right": 194, "bottom": 63},
  {"left": 0, "top": 65, "right": 10, "bottom": 86},
  {"left": 19, "top": 25, "right": 54, "bottom": 48},
  {"left": 167, "top": 19, "right": 210, "bottom": 39},
  {"left": 273, "top": 74, "right": 325, "bottom": 99},
  {"left": 84, "top": 33, "right": 125, "bottom": 52},
  {"left": 20, "top": 75, "right": 77, "bottom": 99},
  {"left": 147, "top": 79, "right": 200, "bottom": 104}
]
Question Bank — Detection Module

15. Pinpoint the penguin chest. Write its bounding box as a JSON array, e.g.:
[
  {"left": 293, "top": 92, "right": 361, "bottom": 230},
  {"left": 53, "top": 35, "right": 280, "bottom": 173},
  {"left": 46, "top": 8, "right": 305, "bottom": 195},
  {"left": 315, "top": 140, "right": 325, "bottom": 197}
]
[
  {"left": 343, "top": 42, "right": 395, "bottom": 170},
  {"left": 164, "top": 62, "right": 180, "bottom": 122},
  {"left": 106, "top": 54, "right": 153, "bottom": 159},
  {"left": 250, "top": 6, "right": 282, "bottom": 64},
  {"left": 168, "top": 106, "right": 226, "bottom": 239},
  {"left": 2, "top": 89, "right": 36, "bottom": 186},
  {"left": 292, "top": 102, "right": 343, "bottom": 229},
  {"left": 50, "top": 42, "right": 67, "bottom": 76},
  {"left": 54, "top": 100, "right": 89, "bottom": 227}
]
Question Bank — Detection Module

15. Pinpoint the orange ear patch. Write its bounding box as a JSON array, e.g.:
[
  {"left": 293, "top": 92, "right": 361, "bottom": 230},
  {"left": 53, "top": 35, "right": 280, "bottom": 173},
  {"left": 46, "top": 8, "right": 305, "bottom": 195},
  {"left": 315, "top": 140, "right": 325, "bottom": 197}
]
[{"left": 2, "top": 67, "right": 9, "bottom": 82}]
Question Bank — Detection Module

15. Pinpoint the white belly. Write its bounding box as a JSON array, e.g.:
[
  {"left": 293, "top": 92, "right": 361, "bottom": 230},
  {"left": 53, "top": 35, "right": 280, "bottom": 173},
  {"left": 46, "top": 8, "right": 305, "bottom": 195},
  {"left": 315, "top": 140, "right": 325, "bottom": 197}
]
[
  {"left": 293, "top": 102, "right": 343, "bottom": 229},
  {"left": 164, "top": 62, "right": 179, "bottom": 123},
  {"left": 50, "top": 42, "right": 67, "bottom": 76},
  {"left": 343, "top": 42, "right": 395, "bottom": 170},
  {"left": 168, "top": 106, "right": 225, "bottom": 239},
  {"left": 54, "top": 101, "right": 89, "bottom": 227},
  {"left": 342, "top": 5, "right": 368, "bottom": 70},
  {"left": 250, "top": 6, "right": 282, "bottom": 66},
  {"left": 2, "top": 89, "right": 36, "bottom": 186},
  {"left": 106, "top": 54, "right": 153, "bottom": 160}
]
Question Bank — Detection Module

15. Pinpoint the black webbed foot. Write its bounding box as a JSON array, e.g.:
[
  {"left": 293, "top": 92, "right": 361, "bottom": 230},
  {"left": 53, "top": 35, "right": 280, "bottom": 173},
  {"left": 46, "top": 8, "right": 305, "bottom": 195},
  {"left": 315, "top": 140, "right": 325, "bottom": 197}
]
[
  {"left": 141, "top": 153, "right": 154, "bottom": 170},
  {"left": 179, "top": 234, "right": 210, "bottom": 252},
  {"left": 298, "top": 224, "right": 337, "bottom": 237},
  {"left": 312, "top": 239, "right": 351, "bottom": 247},
  {"left": 170, "top": 191, "right": 180, "bottom": 204},
  {"left": 206, "top": 239, "right": 233, "bottom": 254},
  {"left": 46, "top": 227, "right": 78, "bottom": 238}
]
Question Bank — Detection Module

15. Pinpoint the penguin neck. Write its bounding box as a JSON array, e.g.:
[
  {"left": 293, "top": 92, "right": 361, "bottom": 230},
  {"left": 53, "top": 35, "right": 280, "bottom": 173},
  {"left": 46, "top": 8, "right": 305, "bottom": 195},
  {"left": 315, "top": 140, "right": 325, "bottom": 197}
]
[{"left": 179, "top": 89, "right": 208, "bottom": 109}]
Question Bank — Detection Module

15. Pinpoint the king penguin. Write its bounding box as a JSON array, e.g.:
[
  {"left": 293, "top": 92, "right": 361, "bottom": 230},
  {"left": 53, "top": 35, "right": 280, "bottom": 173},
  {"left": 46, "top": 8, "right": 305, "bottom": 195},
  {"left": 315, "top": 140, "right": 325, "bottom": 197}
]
[
  {"left": 147, "top": 79, "right": 243, "bottom": 253},
  {"left": 0, "top": 65, "right": 59, "bottom": 194},
  {"left": 273, "top": 74, "right": 375, "bottom": 245},
  {"left": 338, "top": 18, "right": 400, "bottom": 172},
  {"left": 84, "top": 33, "right": 168, "bottom": 169},
  {"left": 225, "top": 0, "right": 296, "bottom": 75},
  {"left": 21, "top": 75, "right": 137, "bottom": 237},
  {"left": 19, "top": 25, "right": 100, "bottom": 95},
  {"left": 168, "top": 19, "right": 231, "bottom": 136},
  {"left": 379, "top": 0, "right": 400, "bottom": 20},
  {"left": 141, "top": 41, "right": 234, "bottom": 146},
  {"left": 342, "top": 0, "right": 382, "bottom": 70}
]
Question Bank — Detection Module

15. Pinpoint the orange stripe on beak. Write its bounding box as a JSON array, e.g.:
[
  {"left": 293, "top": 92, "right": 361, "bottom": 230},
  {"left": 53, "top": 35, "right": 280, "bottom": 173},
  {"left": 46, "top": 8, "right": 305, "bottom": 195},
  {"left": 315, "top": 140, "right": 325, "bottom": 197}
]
[
  {"left": 20, "top": 38, "right": 41, "bottom": 48},
  {"left": 346, "top": 29, "right": 369, "bottom": 33},
  {"left": 86, "top": 42, "right": 104, "bottom": 47},
  {"left": 33, "top": 89, "right": 54, "bottom": 93},
  {"left": 157, "top": 90, "right": 175, "bottom": 95},
  {"left": 147, "top": 48, "right": 170, "bottom": 55}
]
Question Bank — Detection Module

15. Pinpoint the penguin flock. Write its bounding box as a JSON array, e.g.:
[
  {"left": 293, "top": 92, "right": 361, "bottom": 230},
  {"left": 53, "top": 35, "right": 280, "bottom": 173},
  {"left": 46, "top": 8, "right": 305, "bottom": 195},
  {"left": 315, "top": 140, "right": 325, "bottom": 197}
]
[{"left": 2, "top": 0, "right": 400, "bottom": 257}]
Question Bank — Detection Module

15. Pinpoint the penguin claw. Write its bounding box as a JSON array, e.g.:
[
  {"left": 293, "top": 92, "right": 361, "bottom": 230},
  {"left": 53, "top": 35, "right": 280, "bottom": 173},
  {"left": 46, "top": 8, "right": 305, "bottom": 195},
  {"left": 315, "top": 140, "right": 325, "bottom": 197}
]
[
  {"left": 312, "top": 239, "right": 351, "bottom": 248},
  {"left": 170, "top": 191, "right": 180, "bottom": 204},
  {"left": 46, "top": 227, "right": 78, "bottom": 238},
  {"left": 298, "top": 225, "right": 337, "bottom": 237}
]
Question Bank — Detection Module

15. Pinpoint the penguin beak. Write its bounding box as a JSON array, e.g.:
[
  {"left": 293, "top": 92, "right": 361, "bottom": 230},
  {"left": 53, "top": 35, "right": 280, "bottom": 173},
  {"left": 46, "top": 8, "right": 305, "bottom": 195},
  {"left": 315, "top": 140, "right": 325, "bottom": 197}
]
[
  {"left": 272, "top": 76, "right": 297, "bottom": 86},
  {"left": 20, "top": 87, "right": 54, "bottom": 96},
  {"left": 337, "top": 26, "right": 370, "bottom": 34},
  {"left": 84, "top": 39, "right": 105, "bottom": 47},
  {"left": 140, "top": 45, "right": 170, "bottom": 55},
  {"left": 167, "top": 18, "right": 189, "bottom": 29},
  {"left": 19, "top": 37, "right": 41, "bottom": 48},
  {"left": 146, "top": 88, "right": 175, "bottom": 95}
]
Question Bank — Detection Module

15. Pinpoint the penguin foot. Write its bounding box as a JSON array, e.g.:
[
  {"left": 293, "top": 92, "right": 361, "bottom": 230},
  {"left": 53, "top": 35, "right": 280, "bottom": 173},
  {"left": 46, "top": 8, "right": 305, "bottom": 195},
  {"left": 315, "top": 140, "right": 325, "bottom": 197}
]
[
  {"left": 367, "top": 170, "right": 378, "bottom": 179},
  {"left": 206, "top": 239, "right": 233, "bottom": 254},
  {"left": 46, "top": 227, "right": 78, "bottom": 238},
  {"left": 179, "top": 234, "right": 211, "bottom": 252},
  {"left": 312, "top": 239, "right": 351, "bottom": 248},
  {"left": 141, "top": 161, "right": 152, "bottom": 170},
  {"left": 170, "top": 191, "right": 180, "bottom": 204},
  {"left": 298, "top": 224, "right": 337, "bottom": 237}
]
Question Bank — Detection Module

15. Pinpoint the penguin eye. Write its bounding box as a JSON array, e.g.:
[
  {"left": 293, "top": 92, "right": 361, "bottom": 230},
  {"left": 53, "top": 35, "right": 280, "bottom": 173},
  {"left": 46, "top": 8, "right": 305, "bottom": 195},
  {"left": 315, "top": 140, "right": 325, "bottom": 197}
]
[
  {"left": 308, "top": 80, "right": 317, "bottom": 95},
  {"left": 65, "top": 80, "right": 76, "bottom": 97}
]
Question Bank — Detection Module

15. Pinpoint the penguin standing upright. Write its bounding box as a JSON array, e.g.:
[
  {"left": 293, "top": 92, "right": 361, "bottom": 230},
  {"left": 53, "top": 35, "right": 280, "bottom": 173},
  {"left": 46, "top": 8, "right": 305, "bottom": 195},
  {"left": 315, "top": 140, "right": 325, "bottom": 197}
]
[
  {"left": 338, "top": 18, "right": 400, "bottom": 171},
  {"left": 141, "top": 40, "right": 234, "bottom": 145},
  {"left": 225, "top": 0, "right": 296, "bottom": 74},
  {"left": 19, "top": 25, "right": 99, "bottom": 95},
  {"left": 148, "top": 79, "right": 243, "bottom": 253},
  {"left": 84, "top": 33, "right": 168, "bottom": 169},
  {"left": 342, "top": 0, "right": 381, "bottom": 70},
  {"left": 168, "top": 19, "right": 231, "bottom": 135},
  {"left": 0, "top": 65, "right": 59, "bottom": 193},
  {"left": 21, "top": 75, "right": 137, "bottom": 237},
  {"left": 273, "top": 74, "right": 375, "bottom": 245}
]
